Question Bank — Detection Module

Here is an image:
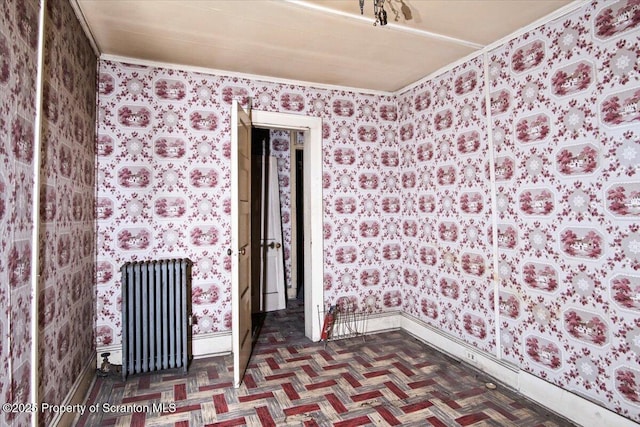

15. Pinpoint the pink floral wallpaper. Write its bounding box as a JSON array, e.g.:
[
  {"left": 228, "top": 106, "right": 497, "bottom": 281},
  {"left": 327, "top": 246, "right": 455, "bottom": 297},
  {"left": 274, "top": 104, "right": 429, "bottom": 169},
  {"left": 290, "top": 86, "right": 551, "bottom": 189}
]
[
  {"left": 399, "top": 0, "right": 640, "bottom": 421},
  {"left": 39, "top": 0, "right": 97, "bottom": 425},
  {"left": 1, "top": 1, "right": 39, "bottom": 426},
  {"left": 1, "top": 1, "right": 96, "bottom": 425},
  {"left": 95, "top": 65, "right": 399, "bottom": 344},
  {"left": 398, "top": 56, "right": 496, "bottom": 354},
  {"left": 94, "top": 0, "right": 638, "bottom": 421},
  {"left": 494, "top": 0, "right": 639, "bottom": 418}
]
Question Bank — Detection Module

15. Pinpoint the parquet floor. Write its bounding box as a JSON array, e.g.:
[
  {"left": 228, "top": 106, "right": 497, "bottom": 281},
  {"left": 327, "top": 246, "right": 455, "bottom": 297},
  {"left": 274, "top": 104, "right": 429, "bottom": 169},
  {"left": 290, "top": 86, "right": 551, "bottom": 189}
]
[{"left": 76, "top": 300, "right": 575, "bottom": 426}]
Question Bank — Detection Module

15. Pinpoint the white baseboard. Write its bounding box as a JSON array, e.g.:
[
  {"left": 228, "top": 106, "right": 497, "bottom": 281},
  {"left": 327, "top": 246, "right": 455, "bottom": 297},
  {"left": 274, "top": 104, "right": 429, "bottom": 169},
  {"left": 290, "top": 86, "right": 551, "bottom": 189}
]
[
  {"left": 51, "top": 354, "right": 96, "bottom": 427},
  {"left": 400, "top": 313, "right": 635, "bottom": 427},
  {"left": 192, "top": 331, "right": 232, "bottom": 358},
  {"left": 96, "top": 331, "right": 232, "bottom": 368},
  {"left": 362, "top": 310, "right": 402, "bottom": 334}
]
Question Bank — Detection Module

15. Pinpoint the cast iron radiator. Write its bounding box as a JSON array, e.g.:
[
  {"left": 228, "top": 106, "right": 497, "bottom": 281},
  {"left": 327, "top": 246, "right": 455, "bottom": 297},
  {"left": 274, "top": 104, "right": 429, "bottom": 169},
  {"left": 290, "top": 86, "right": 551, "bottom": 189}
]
[{"left": 121, "top": 258, "right": 192, "bottom": 380}]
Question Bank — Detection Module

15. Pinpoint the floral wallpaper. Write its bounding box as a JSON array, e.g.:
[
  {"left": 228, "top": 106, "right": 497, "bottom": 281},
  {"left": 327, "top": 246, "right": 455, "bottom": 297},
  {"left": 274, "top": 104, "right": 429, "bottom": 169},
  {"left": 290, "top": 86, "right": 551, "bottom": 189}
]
[
  {"left": 320, "top": 92, "right": 402, "bottom": 312},
  {"left": 39, "top": 0, "right": 97, "bottom": 425},
  {"left": 95, "top": 64, "right": 398, "bottom": 345},
  {"left": 95, "top": 0, "right": 638, "bottom": 421},
  {"left": 398, "top": 56, "right": 495, "bottom": 354},
  {"left": 1, "top": 0, "right": 96, "bottom": 425},
  {"left": 0, "top": 0, "right": 39, "bottom": 424},
  {"left": 493, "top": 0, "right": 639, "bottom": 419},
  {"left": 399, "top": 0, "right": 640, "bottom": 421}
]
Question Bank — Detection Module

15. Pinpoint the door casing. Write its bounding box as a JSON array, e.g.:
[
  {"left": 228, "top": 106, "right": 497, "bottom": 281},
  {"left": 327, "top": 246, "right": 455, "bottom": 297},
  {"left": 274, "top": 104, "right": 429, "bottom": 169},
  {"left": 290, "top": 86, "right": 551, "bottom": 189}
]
[{"left": 248, "top": 110, "right": 323, "bottom": 342}]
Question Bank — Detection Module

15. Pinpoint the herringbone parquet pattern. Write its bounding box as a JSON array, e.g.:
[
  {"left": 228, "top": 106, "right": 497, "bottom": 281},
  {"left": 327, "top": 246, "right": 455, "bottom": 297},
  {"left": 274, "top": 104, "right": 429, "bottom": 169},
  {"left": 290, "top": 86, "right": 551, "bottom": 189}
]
[{"left": 76, "top": 301, "right": 574, "bottom": 426}]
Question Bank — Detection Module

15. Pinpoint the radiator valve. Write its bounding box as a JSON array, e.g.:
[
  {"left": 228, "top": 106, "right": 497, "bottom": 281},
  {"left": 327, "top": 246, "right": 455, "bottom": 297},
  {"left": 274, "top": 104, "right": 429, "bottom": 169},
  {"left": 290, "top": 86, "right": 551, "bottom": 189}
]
[
  {"left": 97, "top": 352, "right": 121, "bottom": 378},
  {"left": 98, "top": 352, "right": 112, "bottom": 377}
]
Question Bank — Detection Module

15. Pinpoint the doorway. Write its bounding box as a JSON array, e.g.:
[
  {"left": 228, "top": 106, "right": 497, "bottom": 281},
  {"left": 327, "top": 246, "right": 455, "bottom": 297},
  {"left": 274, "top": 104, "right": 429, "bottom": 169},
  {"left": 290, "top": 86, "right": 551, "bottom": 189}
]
[
  {"left": 250, "top": 127, "right": 308, "bottom": 340},
  {"left": 246, "top": 110, "right": 323, "bottom": 342}
]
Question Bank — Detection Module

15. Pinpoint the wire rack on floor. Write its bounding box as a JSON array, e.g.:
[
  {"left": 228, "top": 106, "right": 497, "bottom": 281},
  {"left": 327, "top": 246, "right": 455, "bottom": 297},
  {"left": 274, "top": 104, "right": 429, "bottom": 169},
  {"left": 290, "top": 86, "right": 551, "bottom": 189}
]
[{"left": 318, "top": 297, "right": 367, "bottom": 347}]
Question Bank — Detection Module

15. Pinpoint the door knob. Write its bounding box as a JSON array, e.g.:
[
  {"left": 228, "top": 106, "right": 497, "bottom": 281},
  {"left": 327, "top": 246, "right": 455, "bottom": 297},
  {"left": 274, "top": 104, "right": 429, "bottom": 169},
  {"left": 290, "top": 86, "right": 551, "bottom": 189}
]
[
  {"left": 228, "top": 248, "right": 246, "bottom": 255},
  {"left": 268, "top": 242, "right": 281, "bottom": 249}
]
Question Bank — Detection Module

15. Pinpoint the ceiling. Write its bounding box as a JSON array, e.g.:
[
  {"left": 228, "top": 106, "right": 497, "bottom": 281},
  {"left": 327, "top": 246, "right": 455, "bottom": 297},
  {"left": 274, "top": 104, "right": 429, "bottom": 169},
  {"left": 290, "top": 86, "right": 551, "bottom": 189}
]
[{"left": 72, "top": 0, "right": 577, "bottom": 93}]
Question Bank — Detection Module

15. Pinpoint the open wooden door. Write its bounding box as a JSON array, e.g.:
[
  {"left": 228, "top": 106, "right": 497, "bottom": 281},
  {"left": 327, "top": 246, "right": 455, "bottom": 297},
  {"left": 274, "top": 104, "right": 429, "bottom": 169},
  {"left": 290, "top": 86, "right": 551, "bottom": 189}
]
[
  {"left": 231, "top": 100, "right": 252, "bottom": 388},
  {"left": 260, "top": 155, "right": 286, "bottom": 312}
]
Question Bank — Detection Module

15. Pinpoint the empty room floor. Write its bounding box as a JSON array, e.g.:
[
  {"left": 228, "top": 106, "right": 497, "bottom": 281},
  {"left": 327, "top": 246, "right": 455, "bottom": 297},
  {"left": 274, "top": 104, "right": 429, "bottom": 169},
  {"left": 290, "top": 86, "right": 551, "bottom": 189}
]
[{"left": 76, "top": 301, "right": 575, "bottom": 426}]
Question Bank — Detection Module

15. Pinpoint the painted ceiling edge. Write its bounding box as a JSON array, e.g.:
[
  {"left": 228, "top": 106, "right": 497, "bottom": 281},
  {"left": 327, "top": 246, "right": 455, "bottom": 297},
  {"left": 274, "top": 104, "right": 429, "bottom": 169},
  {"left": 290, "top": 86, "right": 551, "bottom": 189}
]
[
  {"left": 285, "top": 0, "right": 484, "bottom": 49},
  {"left": 99, "top": 53, "right": 396, "bottom": 97},
  {"left": 396, "top": 0, "right": 590, "bottom": 95}
]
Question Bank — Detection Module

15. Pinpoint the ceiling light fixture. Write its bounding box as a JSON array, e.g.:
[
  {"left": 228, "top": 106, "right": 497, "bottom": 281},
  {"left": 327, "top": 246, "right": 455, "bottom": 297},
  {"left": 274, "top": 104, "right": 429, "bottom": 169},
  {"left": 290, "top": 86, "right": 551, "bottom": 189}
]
[{"left": 359, "top": 0, "right": 387, "bottom": 26}]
